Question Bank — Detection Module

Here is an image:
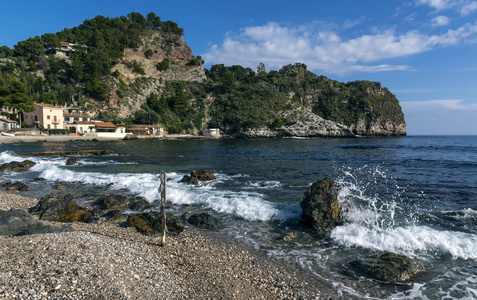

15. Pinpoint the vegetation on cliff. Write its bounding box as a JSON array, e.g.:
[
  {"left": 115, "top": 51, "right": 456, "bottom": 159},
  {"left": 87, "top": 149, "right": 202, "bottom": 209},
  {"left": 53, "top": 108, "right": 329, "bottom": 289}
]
[{"left": 0, "top": 12, "right": 406, "bottom": 136}]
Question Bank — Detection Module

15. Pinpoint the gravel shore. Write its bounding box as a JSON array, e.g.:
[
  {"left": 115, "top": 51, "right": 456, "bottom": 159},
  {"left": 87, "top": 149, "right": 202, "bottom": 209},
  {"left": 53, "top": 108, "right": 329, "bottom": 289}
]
[{"left": 0, "top": 192, "right": 323, "bottom": 299}]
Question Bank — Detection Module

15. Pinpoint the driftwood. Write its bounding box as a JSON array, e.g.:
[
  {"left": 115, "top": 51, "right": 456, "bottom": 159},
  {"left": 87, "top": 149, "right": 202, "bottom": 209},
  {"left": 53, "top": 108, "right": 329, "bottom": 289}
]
[
  {"left": 160, "top": 171, "right": 167, "bottom": 247},
  {"left": 19, "top": 150, "right": 115, "bottom": 156}
]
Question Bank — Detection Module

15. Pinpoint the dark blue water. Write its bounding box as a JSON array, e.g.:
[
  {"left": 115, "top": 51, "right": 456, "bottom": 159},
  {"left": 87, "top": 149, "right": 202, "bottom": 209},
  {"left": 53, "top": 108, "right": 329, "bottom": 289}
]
[{"left": 1, "top": 136, "right": 476, "bottom": 299}]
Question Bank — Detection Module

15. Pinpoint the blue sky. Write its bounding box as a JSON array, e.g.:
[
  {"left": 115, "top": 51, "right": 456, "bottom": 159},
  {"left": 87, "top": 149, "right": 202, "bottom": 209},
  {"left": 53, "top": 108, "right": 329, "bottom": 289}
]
[{"left": 1, "top": 0, "right": 477, "bottom": 135}]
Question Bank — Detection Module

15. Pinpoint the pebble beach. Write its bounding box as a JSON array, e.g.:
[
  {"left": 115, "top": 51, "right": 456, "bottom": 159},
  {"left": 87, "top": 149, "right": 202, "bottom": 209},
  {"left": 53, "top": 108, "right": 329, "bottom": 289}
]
[{"left": 0, "top": 192, "right": 322, "bottom": 299}]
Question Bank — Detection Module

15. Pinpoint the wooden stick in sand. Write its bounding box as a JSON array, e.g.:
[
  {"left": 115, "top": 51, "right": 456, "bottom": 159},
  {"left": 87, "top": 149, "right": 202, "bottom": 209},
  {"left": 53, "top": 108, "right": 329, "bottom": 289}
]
[{"left": 160, "top": 171, "right": 167, "bottom": 247}]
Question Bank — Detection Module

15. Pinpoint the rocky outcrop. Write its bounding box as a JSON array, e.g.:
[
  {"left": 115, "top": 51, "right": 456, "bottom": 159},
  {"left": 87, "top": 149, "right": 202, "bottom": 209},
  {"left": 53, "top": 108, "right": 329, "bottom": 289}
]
[
  {"left": 28, "top": 194, "right": 92, "bottom": 223},
  {"left": 349, "top": 252, "right": 423, "bottom": 282},
  {"left": 349, "top": 117, "right": 407, "bottom": 137},
  {"left": 66, "top": 157, "right": 82, "bottom": 165},
  {"left": 300, "top": 177, "right": 343, "bottom": 236},
  {"left": 0, "top": 160, "right": 36, "bottom": 172},
  {"left": 93, "top": 194, "right": 130, "bottom": 210},
  {"left": 129, "top": 197, "right": 152, "bottom": 211},
  {"left": 0, "top": 209, "right": 72, "bottom": 236},
  {"left": 104, "top": 31, "right": 207, "bottom": 119},
  {"left": 186, "top": 213, "right": 221, "bottom": 230},
  {"left": 5, "top": 182, "right": 30, "bottom": 191},
  {"left": 126, "top": 212, "right": 184, "bottom": 235},
  {"left": 181, "top": 170, "right": 216, "bottom": 185},
  {"left": 239, "top": 109, "right": 355, "bottom": 138}
]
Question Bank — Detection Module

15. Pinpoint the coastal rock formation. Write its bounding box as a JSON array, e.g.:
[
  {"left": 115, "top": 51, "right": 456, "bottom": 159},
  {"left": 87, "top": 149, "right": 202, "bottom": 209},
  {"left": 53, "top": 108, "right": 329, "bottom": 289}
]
[
  {"left": 129, "top": 196, "right": 152, "bottom": 211},
  {"left": 66, "top": 157, "right": 82, "bottom": 165},
  {"left": 0, "top": 160, "right": 36, "bottom": 172},
  {"left": 0, "top": 209, "right": 72, "bottom": 236},
  {"left": 300, "top": 177, "right": 343, "bottom": 236},
  {"left": 28, "top": 194, "right": 92, "bottom": 223},
  {"left": 5, "top": 182, "right": 30, "bottom": 191},
  {"left": 186, "top": 213, "right": 221, "bottom": 230},
  {"left": 349, "top": 252, "right": 423, "bottom": 282},
  {"left": 239, "top": 109, "right": 355, "bottom": 138},
  {"left": 126, "top": 212, "right": 184, "bottom": 235},
  {"left": 93, "top": 194, "right": 130, "bottom": 210},
  {"left": 181, "top": 170, "right": 216, "bottom": 185}
]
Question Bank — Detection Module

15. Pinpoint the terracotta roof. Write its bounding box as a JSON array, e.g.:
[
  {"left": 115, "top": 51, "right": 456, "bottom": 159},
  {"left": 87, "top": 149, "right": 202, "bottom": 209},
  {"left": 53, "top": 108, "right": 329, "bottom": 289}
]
[
  {"left": 64, "top": 113, "right": 90, "bottom": 117},
  {"left": 34, "top": 103, "right": 61, "bottom": 108},
  {"left": 94, "top": 122, "right": 116, "bottom": 128},
  {"left": 0, "top": 118, "right": 17, "bottom": 123},
  {"left": 73, "top": 121, "right": 95, "bottom": 125}
]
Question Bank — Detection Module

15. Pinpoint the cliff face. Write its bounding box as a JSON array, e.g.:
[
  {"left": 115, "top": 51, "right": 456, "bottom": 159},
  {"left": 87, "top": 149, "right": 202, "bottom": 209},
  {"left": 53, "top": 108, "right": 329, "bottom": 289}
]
[{"left": 88, "top": 32, "right": 206, "bottom": 119}]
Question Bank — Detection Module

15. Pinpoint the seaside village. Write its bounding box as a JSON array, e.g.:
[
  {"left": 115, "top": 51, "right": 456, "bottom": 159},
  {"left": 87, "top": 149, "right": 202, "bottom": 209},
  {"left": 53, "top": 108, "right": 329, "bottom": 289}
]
[{"left": 0, "top": 102, "right": 221, "bottom": 139}]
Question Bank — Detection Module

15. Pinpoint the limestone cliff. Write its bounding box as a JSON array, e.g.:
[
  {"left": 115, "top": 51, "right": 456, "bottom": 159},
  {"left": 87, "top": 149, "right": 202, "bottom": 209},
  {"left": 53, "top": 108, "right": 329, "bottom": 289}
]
[{"left": 86, "top": 31, "right": 206, "bottom": 119}]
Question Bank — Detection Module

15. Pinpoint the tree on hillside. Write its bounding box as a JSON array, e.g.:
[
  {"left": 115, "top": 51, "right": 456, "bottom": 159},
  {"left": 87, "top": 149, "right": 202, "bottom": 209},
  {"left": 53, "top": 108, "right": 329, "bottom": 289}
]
[
  {"left": 0, "top": 46, "right": 13, "bottom": 58},
  {"left": 41, "top": 33, "right": 61, "bottom": 50},
  {"left": 146, "top": 12, "right": 161, "bottom": 30},
  {"left": 13, "top": 37, "right": 44, "bottom": 63},
  {"left": 161, "top": 21, "right": 184, "bottom": 36},
  {"left": 128, "top": 12, "right": 146, "bottom": 28}
]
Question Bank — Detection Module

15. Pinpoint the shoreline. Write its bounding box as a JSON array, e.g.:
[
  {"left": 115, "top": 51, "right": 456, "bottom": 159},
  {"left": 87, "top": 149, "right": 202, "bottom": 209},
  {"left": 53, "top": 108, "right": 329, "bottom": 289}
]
[
  {"left": 0, "top": 191, "right": 327, "bottom": 299},
  {"left": 0, "top": 134, "right": 225, "bottom": 144}
]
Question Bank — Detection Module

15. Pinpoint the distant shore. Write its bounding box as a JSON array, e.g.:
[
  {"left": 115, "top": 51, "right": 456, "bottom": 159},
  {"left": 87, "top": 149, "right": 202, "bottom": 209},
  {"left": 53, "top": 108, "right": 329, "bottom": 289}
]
[
  {"left": 0, "top": 134, "right": 222, "bottom": 144},
  {"left": 0, "top": 191, "right": 325, "bottom": 299}
]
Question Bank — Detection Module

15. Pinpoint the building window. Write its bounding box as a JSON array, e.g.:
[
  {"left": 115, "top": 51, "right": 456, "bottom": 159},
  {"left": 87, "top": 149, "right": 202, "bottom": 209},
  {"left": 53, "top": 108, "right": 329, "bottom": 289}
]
[
  {"left": 83, "top": 118, "right": 87, "bottom": 121},
  {"left": 65, "top": 117, "right": 70, "bottom": 121},
  {"left": 74, "top": 117, "right": 79, "bottom": 121},
  {"left": 47, "top": 115, "right": 50, "bottom": 120}
]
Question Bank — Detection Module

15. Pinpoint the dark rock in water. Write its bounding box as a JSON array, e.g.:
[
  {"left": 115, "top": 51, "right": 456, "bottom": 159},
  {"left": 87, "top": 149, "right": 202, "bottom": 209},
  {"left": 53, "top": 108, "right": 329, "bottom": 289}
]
[
  {"left": 93, "top": 194, "right": 130, "bottom": 210},
  {"left": 180, "top": 175, "right": 191, "bottom": 183},
  {"left": 102, "top": 209, "right": 124, "bottom": 223},
  {"left": 6, "top": 182, "right": 30, "bottom": 191},
  {"left": 0, "top": 160, "right": 36, "bottom": 172},
  {"left": 191, "top": 170, "right": 216, "bottom": 182},
  {"left": 281, "top": 231, "right": 314, "bottom": 244},
  {"left": 66, "top": 157, "right": 82, "bottom": 165},
  {"left": 181, "top": 170, "right": 216, "bottom": 185},
  {"left": 29, "top": 194, "right": 92, "bottom": 222},
  {"left": 187, "top": 213, "right": 221, "bottom": 230},
  {"left": 129, "top": 197, "right": 151, "bottom": 211},
  {"left": 300, "top": 177, "right": 343, "bottom": 236},
  {"left": 349, "top": 252, "right": 423, "bottom": 282},
  {"left": 56, "top": 184, "right": 67, "bottom": 189},
  {"left": 33, "top": 177, "right": 47, "bottom": 181},
  {"left": 126, "top": 212, "right": 184, "bottom": 235},
  {"left": 0, "top": 209, "right": 73, "bottom": 236}
]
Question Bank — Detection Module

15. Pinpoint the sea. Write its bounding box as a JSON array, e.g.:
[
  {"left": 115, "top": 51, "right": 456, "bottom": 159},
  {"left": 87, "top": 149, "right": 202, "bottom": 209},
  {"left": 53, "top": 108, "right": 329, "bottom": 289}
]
[{"left": 0, "top": 135, "right": 476, "bottom": 299}]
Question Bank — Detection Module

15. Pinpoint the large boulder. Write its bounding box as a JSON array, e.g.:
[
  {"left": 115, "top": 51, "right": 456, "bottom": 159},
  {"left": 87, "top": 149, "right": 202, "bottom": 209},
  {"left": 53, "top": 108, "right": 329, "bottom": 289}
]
[
  {"left": 0, "top": 160, "right": 36, "bottom": 172},
  {"left": 349, "top": 252, "right": 423, "bottom": 282},
  {"left": 126, "top": 212, "right": 184, "bottom": 236},
  {"left": 300, "top": 177, "right": 343, "bottom": 236},
  {"left": 93, "top": 194, "right": 130, "bottom": 210},
  {"left": 5, "top": 182, "right": 30, "bottom": 191},
  {"left": 129, "top": 196, "right": 152, "bottom": 211},
  {"left": 0, "top": 209, "right": 72, "bottom": 236},
  {"left": 28, "top": 194, "right": 92, "bottom": 222},
  {"left": 186, "top": 213, "right": 221, "bottom": 230},
  {"left": 66, "top": 157, "right": 82, "bottom": 165},
  {"left": 181, "top": 170, "right": 216, "bottom": 185}
]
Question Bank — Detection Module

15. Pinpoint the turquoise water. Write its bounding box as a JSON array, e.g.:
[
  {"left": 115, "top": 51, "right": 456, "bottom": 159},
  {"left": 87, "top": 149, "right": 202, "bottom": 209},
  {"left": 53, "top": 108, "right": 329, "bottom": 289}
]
[{"left": 1, "top": 136, "right": 476, "bottom": 299}]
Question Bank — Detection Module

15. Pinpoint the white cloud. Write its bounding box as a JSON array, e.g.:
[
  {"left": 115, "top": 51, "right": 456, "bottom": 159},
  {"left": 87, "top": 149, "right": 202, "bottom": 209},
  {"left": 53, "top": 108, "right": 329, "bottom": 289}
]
[
  {"left": 401, "top": 99, "right": 477, "bottom": 110},
  {"left": 417, "top": 0, "right": 477, "bottom": 16},
  {"left": 431, "top": 15, "right": 451, "bottom": 26},
  {"left": 202, "top": 21, "right": 477, "bottom": 75}
]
